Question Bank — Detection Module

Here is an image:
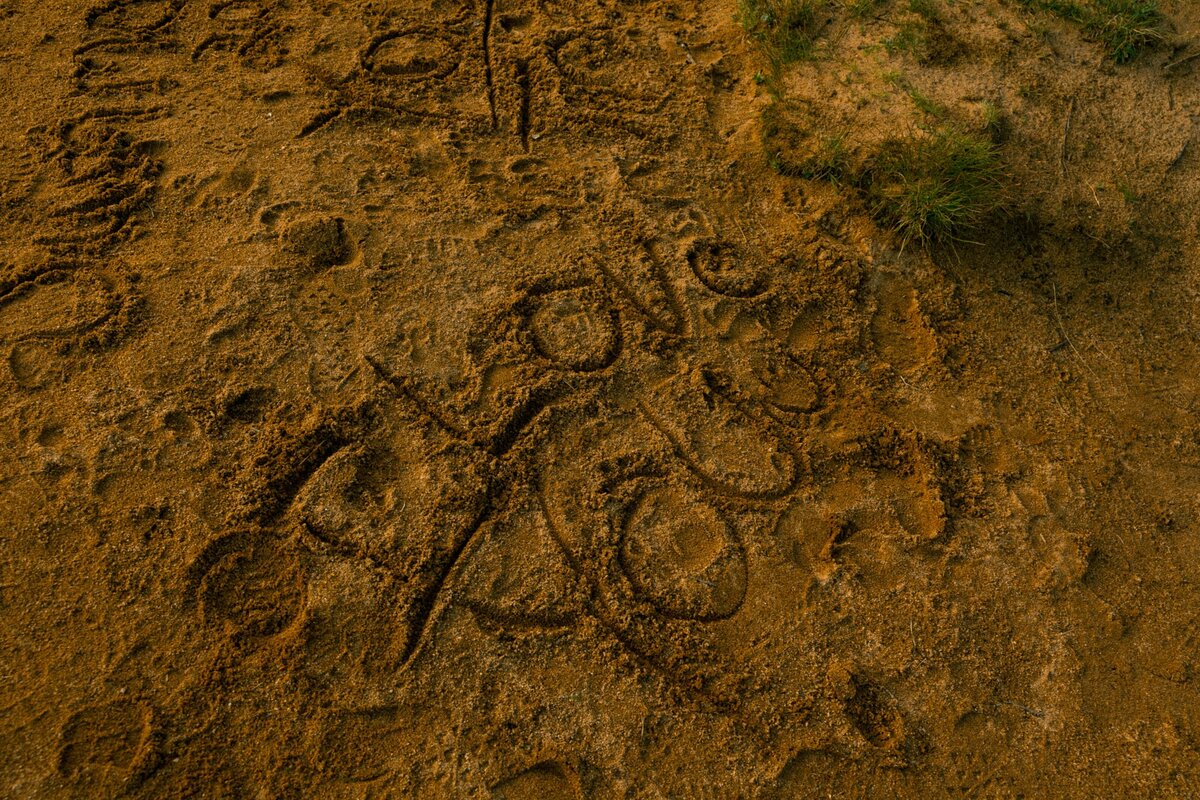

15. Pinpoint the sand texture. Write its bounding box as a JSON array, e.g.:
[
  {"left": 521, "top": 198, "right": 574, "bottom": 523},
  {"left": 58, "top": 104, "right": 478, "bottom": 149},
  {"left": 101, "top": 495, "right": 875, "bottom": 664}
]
[{"left": 2, "top": 0, "right": 1200, "bottom": 797}]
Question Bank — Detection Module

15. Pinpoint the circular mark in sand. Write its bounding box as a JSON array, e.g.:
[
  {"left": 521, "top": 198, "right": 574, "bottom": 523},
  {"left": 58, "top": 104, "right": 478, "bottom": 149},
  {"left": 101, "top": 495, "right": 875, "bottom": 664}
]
[
  {"left": 687, "top": 239, "right": 768, "bottom": 298},
  {"left": 194, "top": 535, "right": 306, "bottom": 640},
  {"left": 619, "top": 485, "right": 747, "bottom": 621},
  {"left": 279, "top": 215, "right": 353, "bottom": 275},
  {"left": 763, "top": 370, "right": 818, "bottom": 412},
  {"left": 58, "top": 699, "right": 152, "bottom": 781},
  {"left": 8, "top": 342, "right": 53, "bottom": 388},
  {"left": 363, "top": 30, "right": 458, "bottom": 80},
  {"left": 524, "top": 286, "right": 620, "bottom": 372},
  {"left": 749, "top": 352, "right": 819, "bottom": 413}
]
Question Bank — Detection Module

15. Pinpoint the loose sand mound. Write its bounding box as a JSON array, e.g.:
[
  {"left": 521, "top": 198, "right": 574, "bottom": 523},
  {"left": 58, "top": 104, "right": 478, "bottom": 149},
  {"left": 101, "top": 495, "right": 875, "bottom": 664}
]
[{"left": 2, "top": 0, "right": 1200, "bottom": 796}]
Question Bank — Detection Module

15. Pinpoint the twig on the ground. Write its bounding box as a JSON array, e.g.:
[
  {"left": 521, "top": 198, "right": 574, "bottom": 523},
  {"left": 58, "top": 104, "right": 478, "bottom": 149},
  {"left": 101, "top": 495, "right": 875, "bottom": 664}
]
[
  {"left": 995, "top": 700, "right": 1045, "bottom": 719},
  {"left": 1050, "top": 282, "right": 1098, "bottom": 381},
  {"left": 1059, "top": 96, "right": 1076, "bottom": 175},
  {"left": 1164, "top": 50, "right": 1200, "bottom": 71}
]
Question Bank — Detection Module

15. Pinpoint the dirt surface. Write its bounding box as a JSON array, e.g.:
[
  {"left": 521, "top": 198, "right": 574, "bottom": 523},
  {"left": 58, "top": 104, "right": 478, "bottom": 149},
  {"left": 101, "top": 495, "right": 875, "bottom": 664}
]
[{"left": 2, "top": 0, "right": 1200, "bottom": 797}]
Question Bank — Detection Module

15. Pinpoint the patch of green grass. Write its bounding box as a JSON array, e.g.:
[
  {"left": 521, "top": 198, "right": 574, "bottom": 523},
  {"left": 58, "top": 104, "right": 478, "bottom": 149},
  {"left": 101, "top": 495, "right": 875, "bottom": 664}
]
[
  {"left": 738, "top": 0, "right": 829, "bottom": 66},
  {"left": 908, "top": 0, "right": 939, "bottom": 18},
  {"left": 865, "top": 127, "right": 1004, "bottom": 248},
  {"left": 1017, "top": 0, "right": 1087, "bottom": 23},
  {"left": 846, "top": 0, "right": 886, "bottom": 18},
  {"left": 1088, "top": 0, "right": 1163, "bottom": 63},
  {"left": 882, "top": 2, "right": 960, "bottom": 64},
  {"left": 760, "top": 96, "right": 1007, "bottom": 249},
  {"left": 1018, "top": 0, "right": 1163, "bottom": 63}
]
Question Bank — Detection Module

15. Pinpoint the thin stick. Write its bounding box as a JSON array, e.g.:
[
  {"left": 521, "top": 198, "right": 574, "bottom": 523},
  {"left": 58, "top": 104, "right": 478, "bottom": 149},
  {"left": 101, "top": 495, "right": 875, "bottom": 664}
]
[
  {"left": 996, "top": 700, "right": 1045, "bottom": 719},
  {"left": 1059, "top": 97, "right": 1076, "bottom": 175},
  {"left": 1164, "top": 50, "right": 1200, "bottom": 71},
  {"left": 732, "top": 214, "right": 752, "bottom": 248},
  {"left": 1051, "top": 282, "right": 1098, "bottom": 381}
]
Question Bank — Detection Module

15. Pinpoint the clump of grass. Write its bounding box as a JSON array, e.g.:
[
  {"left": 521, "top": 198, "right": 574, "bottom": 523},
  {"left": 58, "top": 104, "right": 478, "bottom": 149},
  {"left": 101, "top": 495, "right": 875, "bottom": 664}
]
[
  {"left": 762, "top": 103, "right": 851, "bottom": 182},
  {"left": 865, "top": 128, "right": 1004, "bottom": 247},
  {"left": 1088, "top": 0, "right": 1163, "bottom": 63},
  {"left": 1016, "top": 0, "right": 1089, "bottom": 23},
  {"left": 881, "top": 1, "right": 961, "bottom": 64},
  {"left": 1018, "top": 0, "right": 1164, "bottom": 63},
  {"left": 738, "top": 0, "right": 829, "bottom": 66},
  {"left": 774, "top": 133, "right": 851, "bottom": 181},
  {"left": 981, "top": 100, "right": 1007, "bottom": 142},
  {"left": 846, "top": 0, "right": 886, "bottom": 18},
  {"left": 908, "top": 0, "right": 939, "bottom": 18}
]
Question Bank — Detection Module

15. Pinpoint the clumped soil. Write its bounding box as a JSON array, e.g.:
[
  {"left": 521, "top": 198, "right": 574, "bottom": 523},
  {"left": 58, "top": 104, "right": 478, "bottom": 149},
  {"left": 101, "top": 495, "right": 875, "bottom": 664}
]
[{"left": 2, "top": 0, "right": 1200, "bottom": 797}]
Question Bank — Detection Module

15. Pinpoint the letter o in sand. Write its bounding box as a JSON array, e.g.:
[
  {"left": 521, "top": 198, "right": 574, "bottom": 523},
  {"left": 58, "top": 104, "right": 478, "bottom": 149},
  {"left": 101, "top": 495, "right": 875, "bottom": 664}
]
[{"left": 619, "top": 485, "right": 747, "bottom": 621}]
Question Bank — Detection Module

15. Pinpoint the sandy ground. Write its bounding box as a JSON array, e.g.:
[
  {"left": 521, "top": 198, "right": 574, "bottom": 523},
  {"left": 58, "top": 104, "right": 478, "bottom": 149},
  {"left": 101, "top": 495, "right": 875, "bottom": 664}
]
[{"left": 2, "top": 0, "right": 1200, "bottom": 797}]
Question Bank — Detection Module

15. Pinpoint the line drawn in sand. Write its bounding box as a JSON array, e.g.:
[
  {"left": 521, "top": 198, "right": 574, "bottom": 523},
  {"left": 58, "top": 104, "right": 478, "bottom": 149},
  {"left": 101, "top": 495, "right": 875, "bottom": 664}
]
[
  {"left": 354, "top": 215, "right": 816, "bottom": 707},
  {"left": 298, "top": 19, "right": 477, "bottom": 138}
]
